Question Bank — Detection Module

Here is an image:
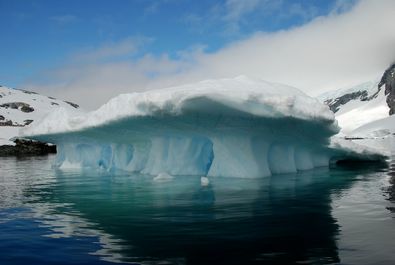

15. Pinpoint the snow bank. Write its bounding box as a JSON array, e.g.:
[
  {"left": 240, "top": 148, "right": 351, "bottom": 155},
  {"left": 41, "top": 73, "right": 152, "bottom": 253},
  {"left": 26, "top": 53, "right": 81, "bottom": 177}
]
[
  {"left": 345, "top": 115, "right": 395, "bottom": 153},
  {"left": 351, "top": 115, "right": 395, "bottom": 138},
  {"left": 21, "top": 76, "right": 386, "bottom": 177}
]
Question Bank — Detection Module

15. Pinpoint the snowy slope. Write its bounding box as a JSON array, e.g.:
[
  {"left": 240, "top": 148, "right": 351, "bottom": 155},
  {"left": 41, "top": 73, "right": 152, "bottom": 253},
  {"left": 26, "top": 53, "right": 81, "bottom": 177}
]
[
  {"left": 318, "top": 78, "right": 389, "bottom": 134},
  {"left": 0, "top": 85, "right": 81, "bottom": 145},
  {"left": 352, "top": 115, "right": 395, "bottom": 137},
  {"left": 21, "top": 76, "right": 385, "bottom": 178}
]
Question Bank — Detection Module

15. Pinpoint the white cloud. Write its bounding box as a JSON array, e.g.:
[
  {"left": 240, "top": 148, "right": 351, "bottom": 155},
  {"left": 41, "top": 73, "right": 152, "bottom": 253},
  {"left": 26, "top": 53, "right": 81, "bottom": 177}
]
[
  {"left": 144, "top": 0, "right": 183, "bottom": 15},
  {"left": 182, "top": 0, "right": 321, "bottom": 36},
  {"left": 224, "top": 0, "right": 261, "bottom": 21},
  {"left": 331, "top": 0, "right": 358, "bottom": 14},
  {"left": 223, "top": 0, "right": 262, "bottom": 33},
  {"left": 26, "top": 0, "right": 395, "bottom": 110},
  {"left": 197, "top": 0, "right": 395, "bottom": 94},
  {"left": 72, "top": 37, "right": 153, "bottom": 62},
  {"left": 182, "top": 0, "right": 282, "bottom": 36}
]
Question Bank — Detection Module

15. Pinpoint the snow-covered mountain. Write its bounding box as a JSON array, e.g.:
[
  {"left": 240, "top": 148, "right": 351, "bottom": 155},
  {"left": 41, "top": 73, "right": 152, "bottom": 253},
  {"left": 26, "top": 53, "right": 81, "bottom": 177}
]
[
  {"left": 319, "top": 64, "right": 395, "bottom": 136},
  {"left": 0, "top": 85, "right": 81, "bottom": 146}
]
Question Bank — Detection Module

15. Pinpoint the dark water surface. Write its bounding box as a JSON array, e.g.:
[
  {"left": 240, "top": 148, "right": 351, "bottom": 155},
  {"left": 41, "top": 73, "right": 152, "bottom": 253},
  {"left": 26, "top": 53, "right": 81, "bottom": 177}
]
[{"left": 0, "top": 155, "right": 395, "bottom": 265}]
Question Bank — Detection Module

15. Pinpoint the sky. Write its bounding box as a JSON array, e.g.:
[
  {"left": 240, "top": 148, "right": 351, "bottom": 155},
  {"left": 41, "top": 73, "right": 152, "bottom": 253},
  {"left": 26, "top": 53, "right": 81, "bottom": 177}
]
[{"left": 1, "top": 0, "right": 395, "bottom": 110}]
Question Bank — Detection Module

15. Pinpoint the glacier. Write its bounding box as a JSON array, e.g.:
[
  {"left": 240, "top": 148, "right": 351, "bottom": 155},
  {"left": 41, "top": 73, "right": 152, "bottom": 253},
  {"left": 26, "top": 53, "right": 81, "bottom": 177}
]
[{"left": 21, "top": 76, "right": 387, "bottom": 178}]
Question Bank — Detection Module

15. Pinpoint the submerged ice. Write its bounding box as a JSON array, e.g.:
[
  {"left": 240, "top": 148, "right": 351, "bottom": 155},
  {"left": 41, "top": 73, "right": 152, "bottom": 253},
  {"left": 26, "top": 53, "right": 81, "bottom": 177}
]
[{"left": 21, "top": 76, "right": 386, "bottom": 178}]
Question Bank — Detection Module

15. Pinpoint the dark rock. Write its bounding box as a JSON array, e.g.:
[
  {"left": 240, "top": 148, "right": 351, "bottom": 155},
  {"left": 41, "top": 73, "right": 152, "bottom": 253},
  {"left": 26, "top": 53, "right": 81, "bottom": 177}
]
[
  {"left": 0, "top": 102, "right": 34, "bottom": 112},
  {"left": 0, "top": 115, "right": 4, "bottom": 120},
  {"left": 64, "top": 101, "right": 79, "bottom": 108},
  {"left": 378, "top": 63, "right": 395, "bottom": 115},
  {"left": 0, "top": 120, "right": 13, "bottom": 126},
  {"left": 0, "top": 139, "right": 56, "bottom": 156},
  {"left": 19, "top": 89, "right": 38, "bottom": 95},
  {"left": 51, "top": 102, "right": 59, "bottom": 106},
  {"left": 0, "top": 102, "right": 19, "bottom": 109},
  {"left": 344, "top": 136, "right": 364, "bottom": 140},
  {"left": 24, "top": 119, "right": 34, "bottom": 125},
  {"left": 20, "top": 105, "right": 34, "bottom": 112},
  {"left": 324, "top": 90, "right": 369, "bottom": 113}
]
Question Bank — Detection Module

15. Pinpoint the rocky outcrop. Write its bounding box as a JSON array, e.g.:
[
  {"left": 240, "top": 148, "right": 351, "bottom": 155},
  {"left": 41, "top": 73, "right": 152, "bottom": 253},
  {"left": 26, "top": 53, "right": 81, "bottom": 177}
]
[
  {"left": 0, "top": 120, "right": 13, "bottom": 126},
  {"left": 378, "top": 63, "right": 395, "bottom": 115},
  {"left": 0, "top": 102, "right": 34, "bottom": 112},
  {"left": 325, "top": 90, "right": 369, "bottom": 113},
  {"left": 0, "top": 85, "right": 81, "bottom": 156},
  {"left": 324, "top": 64, "right": 395, "bottom": 115},
  {"left": 24, "top": 119, "right": 33, "bottom": 125},
  {"left": 64, "top": 101, "right": 79, "bottom": 108},
  {"left": 0, "top": 139, "right": 56, "bottom": 156}
]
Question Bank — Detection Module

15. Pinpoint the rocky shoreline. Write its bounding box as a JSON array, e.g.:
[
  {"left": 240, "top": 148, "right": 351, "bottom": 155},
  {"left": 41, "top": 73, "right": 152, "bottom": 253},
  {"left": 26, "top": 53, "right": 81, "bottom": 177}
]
[{"left": 0, "top": 139, "right": 56, "bottom": 156}]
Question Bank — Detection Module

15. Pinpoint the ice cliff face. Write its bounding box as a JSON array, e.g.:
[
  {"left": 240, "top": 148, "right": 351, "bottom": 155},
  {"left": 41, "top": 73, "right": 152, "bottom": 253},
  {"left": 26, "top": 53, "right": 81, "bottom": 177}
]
[{"left": 22, "top": 76, "right": 385, "bottom": 178}]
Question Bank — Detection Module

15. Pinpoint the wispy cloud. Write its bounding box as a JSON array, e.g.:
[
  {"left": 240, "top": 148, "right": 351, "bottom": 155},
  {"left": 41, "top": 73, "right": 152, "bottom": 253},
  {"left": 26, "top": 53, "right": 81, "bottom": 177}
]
[
  {"left": 181, "top": 0, "right": 328, "bottom": 36},
  {"left": 13, "top": 12, "right": 31, "bottom": 20},
  {"left": 331, "top": 0, "right": 358, "bottom": 14},
  {"left": 284, "top": 3, "right": 319, "bottom": 22},
  {"left": 72, "top": 36, "right": 153, "bottom": 63},
  {"left": 222, "top": 0, "right": 263, "bottom": 34},
  {"left": 26, "top": 0, "right": 395, "bottom": 110},
  {"left": 223, "top": 0, "right": 262, "bottom": 22},
  {"left": 49, "top": 15, "right": 78, "bottom": 25},
  {"left": 144, "top": 0, "right": 184, "bottom": 15}
]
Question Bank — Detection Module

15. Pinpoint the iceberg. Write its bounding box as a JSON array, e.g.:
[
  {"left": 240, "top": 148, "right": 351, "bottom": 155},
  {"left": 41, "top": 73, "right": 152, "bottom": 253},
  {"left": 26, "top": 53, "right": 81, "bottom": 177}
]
[{"left": 21, "top": 76, "right": 386, "bottom": 178}]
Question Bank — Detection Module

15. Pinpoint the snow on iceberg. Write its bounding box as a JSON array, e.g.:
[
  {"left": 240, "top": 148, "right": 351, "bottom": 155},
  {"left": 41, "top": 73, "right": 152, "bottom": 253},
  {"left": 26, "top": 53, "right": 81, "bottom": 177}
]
[{"left": 21, "top": 76, "right": 386, "bottom": 177}]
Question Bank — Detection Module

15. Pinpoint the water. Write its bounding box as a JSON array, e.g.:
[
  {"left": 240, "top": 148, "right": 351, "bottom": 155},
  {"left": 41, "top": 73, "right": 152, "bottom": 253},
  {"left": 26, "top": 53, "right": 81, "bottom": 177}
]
[{"left": 0, "top": 156, "right": 395, "bottom": 264}]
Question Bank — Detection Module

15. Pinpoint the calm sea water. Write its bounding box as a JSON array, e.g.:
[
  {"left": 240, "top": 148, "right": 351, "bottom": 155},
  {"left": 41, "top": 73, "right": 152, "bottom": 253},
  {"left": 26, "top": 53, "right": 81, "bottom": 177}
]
[{"left": 0, "top": 155, "right": 395, "bottom": 265}]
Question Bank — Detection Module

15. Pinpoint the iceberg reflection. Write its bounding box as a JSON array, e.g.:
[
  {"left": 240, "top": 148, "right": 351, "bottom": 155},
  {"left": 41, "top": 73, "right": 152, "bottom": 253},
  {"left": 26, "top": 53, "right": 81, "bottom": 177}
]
[{"left": 29, "top": 167, "right": 360, "bottom": 264}]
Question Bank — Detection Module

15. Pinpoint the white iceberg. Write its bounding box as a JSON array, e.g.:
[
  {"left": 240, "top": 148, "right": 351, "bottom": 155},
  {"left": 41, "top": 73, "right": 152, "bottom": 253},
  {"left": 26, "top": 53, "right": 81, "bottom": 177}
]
[{"left": 21, "top": 76, "right": 386, "bottom": 178}]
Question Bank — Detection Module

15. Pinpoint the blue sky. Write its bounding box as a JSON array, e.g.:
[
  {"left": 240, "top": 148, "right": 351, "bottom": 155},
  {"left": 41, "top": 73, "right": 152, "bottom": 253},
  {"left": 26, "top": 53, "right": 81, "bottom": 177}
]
[
  {"left": 1, "top": 0, "right": 394, "bottom": 109},
  {"left": 0, "top": 0, "right": 343, "bottom": 87}
]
